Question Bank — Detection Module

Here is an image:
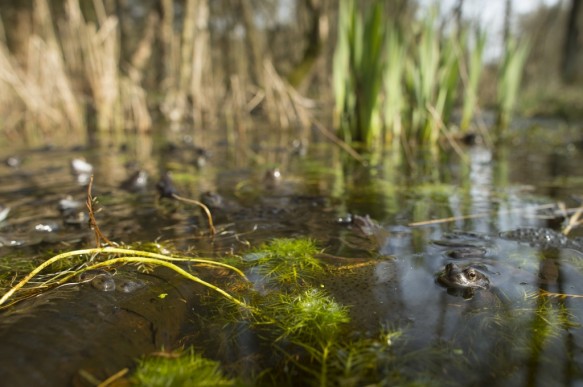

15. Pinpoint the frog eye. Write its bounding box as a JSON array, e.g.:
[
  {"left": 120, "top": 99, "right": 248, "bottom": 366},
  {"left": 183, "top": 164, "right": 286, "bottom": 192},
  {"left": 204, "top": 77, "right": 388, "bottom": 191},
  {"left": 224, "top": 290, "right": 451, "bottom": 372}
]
[{"left": 467, "top": 270, "right": 477, "bottom": 280}]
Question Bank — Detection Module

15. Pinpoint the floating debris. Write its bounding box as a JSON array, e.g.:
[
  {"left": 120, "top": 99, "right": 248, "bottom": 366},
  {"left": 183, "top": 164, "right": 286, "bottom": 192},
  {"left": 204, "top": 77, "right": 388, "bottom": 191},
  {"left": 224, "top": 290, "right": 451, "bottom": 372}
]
[
  {"left": 70, "top": 158, "right": 93, "bottom": 185},
  {"left": 4, "top": 156, "right": 22, "bottom": 168},
  {"left": 70, "top": 158, "right": 93, "bottom": 174},
  {"left": 0, "top": 206, "right": 10, "bottom": 222},
  {"left": 58, "top": 196, "right": 83, "bottom": 214}
]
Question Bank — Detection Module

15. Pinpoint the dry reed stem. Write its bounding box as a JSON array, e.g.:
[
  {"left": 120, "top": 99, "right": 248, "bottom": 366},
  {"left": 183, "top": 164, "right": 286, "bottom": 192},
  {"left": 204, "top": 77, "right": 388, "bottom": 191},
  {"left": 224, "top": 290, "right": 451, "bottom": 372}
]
[
  {"left": 562, "top": 206, "right": 583, "bottom": 235},
  {"left": 262, "top": 59, "right": 365, "bottom": 164},
  {"left": 0, "top": 0, "right": 152, "bottom": 137},
  {"left": 408, "top": 203, "right": 559, "bottom": 227},
  {"left": 0, "top": 36, "right": 82, "bottom": 135},
  {"left": 159, "top": 0, "right": 212, "bottom": 125},
  {"left": 87, "top": 175, "right": 115, "bottom": 247},
  {"left": 539, "top": 289, "right": 583, "bottom": 299},
  {"left": 97, "top": 368, "right": 129, "bottom": 387},
  {"left": 426, "top": 104, "right": 467, "bottom": 160}
]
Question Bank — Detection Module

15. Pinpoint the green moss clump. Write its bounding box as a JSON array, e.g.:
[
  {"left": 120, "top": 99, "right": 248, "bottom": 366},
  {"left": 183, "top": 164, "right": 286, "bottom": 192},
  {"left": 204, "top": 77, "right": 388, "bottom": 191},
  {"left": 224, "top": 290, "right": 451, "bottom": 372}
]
[
  {"left": 132, "top": 349, "right": 240, "bottom": 387},
  {"left": 250, "top": 238, "right": 323, "bottom": 285}
]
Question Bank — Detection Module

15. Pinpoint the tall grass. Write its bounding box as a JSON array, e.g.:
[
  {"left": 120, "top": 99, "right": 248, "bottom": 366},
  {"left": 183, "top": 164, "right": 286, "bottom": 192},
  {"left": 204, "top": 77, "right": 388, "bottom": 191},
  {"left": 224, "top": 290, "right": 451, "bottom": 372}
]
[
  {"left": 333, "top": 0, "right": 384, "bottom": 147},
  {"left": 1, "top": 0, "right": 317, "bottom": 145},
  {"left": 459, "top": 29, "right": 486, "bottom": 132},
  {"left": 334, "top": 2, "right": 465, "bottom": 151},
  {"left": 382, "top": 26, "right": 405, "bottom": 146},
  {"left": 403, "top": 13, "right": 461, "bottom": 150},
  {"left": 334, "top": 1, "right": 528, "bottom": 152},
  {"left": 496, "top": 38, "right": 530, "bottom": 137}
]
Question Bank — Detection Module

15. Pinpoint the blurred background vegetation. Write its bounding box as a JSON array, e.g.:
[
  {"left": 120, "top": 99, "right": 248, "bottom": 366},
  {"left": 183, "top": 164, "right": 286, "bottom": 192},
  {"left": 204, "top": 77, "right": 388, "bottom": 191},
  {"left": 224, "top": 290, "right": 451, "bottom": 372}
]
[{"left": 0, "top": 0, "right": 581, "bottom": 152}]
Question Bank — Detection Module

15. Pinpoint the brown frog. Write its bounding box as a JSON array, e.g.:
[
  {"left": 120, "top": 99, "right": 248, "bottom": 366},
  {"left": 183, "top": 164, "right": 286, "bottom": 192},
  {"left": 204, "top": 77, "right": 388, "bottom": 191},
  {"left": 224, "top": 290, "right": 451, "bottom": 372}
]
[{"left": 437, "top": 263, "right": 490, "bottom": 299}]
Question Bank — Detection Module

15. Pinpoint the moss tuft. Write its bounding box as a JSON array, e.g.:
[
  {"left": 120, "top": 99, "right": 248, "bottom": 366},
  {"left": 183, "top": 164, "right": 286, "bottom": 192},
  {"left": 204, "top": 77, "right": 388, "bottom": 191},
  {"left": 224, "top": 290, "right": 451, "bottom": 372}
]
[{"left": 132, "top": 348, "right": 240, "bottom": 386}]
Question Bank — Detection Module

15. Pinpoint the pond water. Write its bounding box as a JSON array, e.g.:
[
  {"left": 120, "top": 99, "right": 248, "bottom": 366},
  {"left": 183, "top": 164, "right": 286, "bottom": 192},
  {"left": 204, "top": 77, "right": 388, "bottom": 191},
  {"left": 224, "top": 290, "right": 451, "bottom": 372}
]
[{"left": 1, "top": 125, "right": 583, "bottom": 386}]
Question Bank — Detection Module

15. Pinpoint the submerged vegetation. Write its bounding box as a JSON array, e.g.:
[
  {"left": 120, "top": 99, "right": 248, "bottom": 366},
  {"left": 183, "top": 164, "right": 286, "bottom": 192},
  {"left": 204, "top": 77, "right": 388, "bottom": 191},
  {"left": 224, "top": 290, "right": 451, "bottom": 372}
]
[
  {"left": 2, "top": 216, "right": 583, "bottom": 385},
  {"left": 247, "top": 238, "right": 323, "bottom": 285},
  {"left": 132, "top": 349, "right": 239, "bottom": 387},
  {"left": 0, "top": 220, "right": 413, "bottom": 385}
]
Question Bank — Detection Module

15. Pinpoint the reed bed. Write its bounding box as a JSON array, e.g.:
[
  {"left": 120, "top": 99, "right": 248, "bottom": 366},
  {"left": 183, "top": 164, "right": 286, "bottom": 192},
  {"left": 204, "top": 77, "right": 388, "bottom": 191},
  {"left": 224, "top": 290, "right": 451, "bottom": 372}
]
[
  {"left": 0, "top": 6, "right": 82, "bottom": 141},
  {"left": 0, "top": 0, "right": 152, "bottom": 140},
  {"left": 333, "top": 0, "right": 529, "bottom": 151},
  {"left": 496, "top": 37, "right": 530, "bottom": 137},
  {"left": 0, "top": 0, "right": 317, "bottom": 145},
  {"left": 459, "top": 29, "right": 487, "bottom": 133},
  {"left": 0, "top": 1, "right": 529, "bottom": 153}
]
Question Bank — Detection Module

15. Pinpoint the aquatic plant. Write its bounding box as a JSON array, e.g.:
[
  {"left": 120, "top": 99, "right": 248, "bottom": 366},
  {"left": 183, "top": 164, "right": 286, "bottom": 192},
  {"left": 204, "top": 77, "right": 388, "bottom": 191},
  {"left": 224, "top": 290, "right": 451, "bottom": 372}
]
[
  {"left": 459, "top": 29, "right": 487, "bottom": 132},
  {"left": 406, "top": 12, "right": 464, "bottom": 152},
  {"left": 250, "top": 238, "right": 323, "bottom": 285},
  {"left": 495, "top": 37, "right": 530, "bottom": 137},
  {"left": 268, "top": 289, "right": 349, "bottom": 387},
  {"left": 258, "top": 290, "right": 427, "bottom": 386},
  {"left": 275, "top": 289, "right": 349, "bottom": 343},
  {"left": 132, "top": 348, "right": 239, "bottom": 386},
  {"left": 382, "top": 26, "right": 406, "bottom": 146},
  {"left": 333, "top": 0, "right": 385, "bottom": 147},
  {"left": 334, "top": 2, "right": 483, "bottom": 152}
]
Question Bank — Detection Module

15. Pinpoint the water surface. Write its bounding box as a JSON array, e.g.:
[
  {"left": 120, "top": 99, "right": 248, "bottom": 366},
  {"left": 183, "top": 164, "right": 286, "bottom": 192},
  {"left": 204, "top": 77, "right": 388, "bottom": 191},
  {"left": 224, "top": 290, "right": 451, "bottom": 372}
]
[{"left": 1, "top": 127, "right": 583, "bottom": 385}]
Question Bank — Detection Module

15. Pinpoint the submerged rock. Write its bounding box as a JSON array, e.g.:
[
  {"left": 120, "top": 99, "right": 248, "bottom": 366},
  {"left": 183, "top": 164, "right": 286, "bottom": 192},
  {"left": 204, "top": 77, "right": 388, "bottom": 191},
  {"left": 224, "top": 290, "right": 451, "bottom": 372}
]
[{"left": 4, "top": 156, "right": 22, "bottom": 168}]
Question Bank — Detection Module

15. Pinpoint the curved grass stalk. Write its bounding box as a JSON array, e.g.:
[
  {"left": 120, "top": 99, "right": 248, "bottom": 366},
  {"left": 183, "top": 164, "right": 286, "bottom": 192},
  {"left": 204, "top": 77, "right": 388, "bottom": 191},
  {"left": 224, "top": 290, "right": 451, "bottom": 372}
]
[
  {"left": 0, "top": 247, "right": 247, "bottom": 307},
  {"left": 56, "top": 257, "right": 252, "bottom": 310},
  {"left": 172, "top": 194, "right": 216, "bottom": 235},
  {"left": 94, "top": 247, "right": 247, "bottom": 278},
  {"left": 38, "top": 247, "right": 247, "bottom": 287}
]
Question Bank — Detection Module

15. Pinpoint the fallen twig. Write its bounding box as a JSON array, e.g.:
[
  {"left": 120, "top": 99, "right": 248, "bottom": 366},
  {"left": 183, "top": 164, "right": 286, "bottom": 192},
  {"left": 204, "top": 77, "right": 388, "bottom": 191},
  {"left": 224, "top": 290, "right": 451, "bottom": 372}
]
[
  {"left": 539, "top": 289, "right": 583, "bottom": 300},
  {"left": 562, "top": 205, "right": 583, "bottom": 236}
]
